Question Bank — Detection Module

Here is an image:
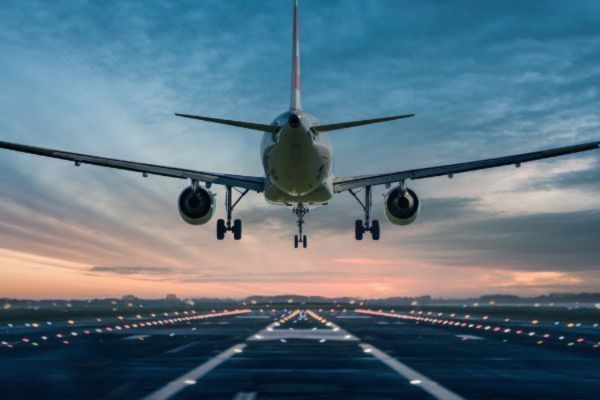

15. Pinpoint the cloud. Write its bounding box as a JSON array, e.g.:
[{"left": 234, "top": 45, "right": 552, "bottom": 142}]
[
  {"left": 405, "top": 210, "right": 600, "bottom": 271},
  {"left": 332, "top": 258, "right": 401, "bottom": 266},
  {"left": 0, "top": 0, "right": 599, "bottom": 298},
  {"left": 494, "top": 271, "right": 584, "bottom": 289},
  {"left": 90, "top": 266, "right": 178, "bottom": 275},
  {"left": 527, "top": 157, "right": 600, "bottom": 191}
]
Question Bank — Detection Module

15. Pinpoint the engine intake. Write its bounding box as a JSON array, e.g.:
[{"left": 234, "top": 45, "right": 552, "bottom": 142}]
[
  {"left": 178, "top": 186, "right": 215, "bottom": 225},
  {"left": 384, "top": 187, "right": 420, "bottom": 225}
]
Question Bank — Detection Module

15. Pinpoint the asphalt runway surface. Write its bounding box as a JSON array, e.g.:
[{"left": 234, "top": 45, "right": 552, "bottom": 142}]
[{"left": 0, "top": 307, "right": 598, "bottom": 399}]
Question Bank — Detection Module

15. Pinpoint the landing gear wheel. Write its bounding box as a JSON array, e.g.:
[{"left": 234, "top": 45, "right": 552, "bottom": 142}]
[
  {"left": 350, "top": 186, "right": 381, "bottom": 242},
  {"left": 217, "top": 185, "right": 249, "bottom": 241},
  {"left": 293, "top": 204, "right": 309, "bottom": 249},
  {"left": 371, "top": 220, "right": 380, "bottom": 240},
  {"left": 216, "top": 219, "right": 226, "bottom": 240},
  {"left": 233, "top": 219, "right": 242, "bottom": 240},
  {"left": 355, "top": 220, "right": 364, "bottom": 240}
]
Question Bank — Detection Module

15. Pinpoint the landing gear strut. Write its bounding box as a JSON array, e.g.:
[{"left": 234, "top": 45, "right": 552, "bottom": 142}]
[
  {"left": 349, "top": 186, "right": 380, "bottom": 240},
  {"left": 217, "top": 185, "right": 249, "bottom": 240},
  {"left": 293, "top": 204, "right": 308, "bottom": 248}
]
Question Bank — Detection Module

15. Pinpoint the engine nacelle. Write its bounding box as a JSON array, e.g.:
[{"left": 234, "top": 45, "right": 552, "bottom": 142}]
[
  {"left": 178, "top": 186, "right": 215, "bottom": 225},
  {"left": 384, "top": 187, "right": 420, "bottom": 226}
]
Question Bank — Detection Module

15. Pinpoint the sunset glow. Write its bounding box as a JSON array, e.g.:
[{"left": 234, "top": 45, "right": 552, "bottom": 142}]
[{"left": 0, "top": 1, "right": 598, "bottom": 299}]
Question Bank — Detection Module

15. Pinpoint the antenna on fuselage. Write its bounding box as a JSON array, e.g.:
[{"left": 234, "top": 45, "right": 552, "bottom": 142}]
[{"left": 290, "top": 0, "right": 302, "bottom": 111}]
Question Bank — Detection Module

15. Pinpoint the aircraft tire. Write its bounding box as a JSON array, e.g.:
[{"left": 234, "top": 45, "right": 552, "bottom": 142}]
[
  {"left": 303, "top": 235, "right": 307, "bottom": 248},
  {"left": 355, "top": 220, "right": 364, "bottom": 240},
  {"left": 233, "top": 219, "right": 242, "bottom": 240},
  {"left": 216, "top": 219, "right": 226, "bottom": 240},
  {"left": 371, "top": 220, "right": 380, "bottom": 240}
]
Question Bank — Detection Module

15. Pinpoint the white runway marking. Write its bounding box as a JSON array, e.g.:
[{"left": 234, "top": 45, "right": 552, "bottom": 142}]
[
  {"left": 233, "top": 392, "right": 257, "bottom": 400},
  {"left": 142, "top": 343, "right": 247, "bottom": 400},
  {"left": 165, "top": 341, "right": 199, "bottom": 354},
  {"left": 123, "top": 335, "right": 149, "bottom": 340},
  {"left": 456, "top": 334, "right": 484, "bottom": 341},
  {"left": 359, "top": 343, "right": 466, "bottom": 400},
  {"left": 249, "top": 328, "right": 357, "bottom": 341}
]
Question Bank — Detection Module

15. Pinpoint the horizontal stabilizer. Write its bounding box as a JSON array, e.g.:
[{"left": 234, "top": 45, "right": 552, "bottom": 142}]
[
  {"left": 175, "top": 113, "right": 278, "bottom": 133},
  {"left": 315, "top": 114, "right": 415, "bottom": 132}
]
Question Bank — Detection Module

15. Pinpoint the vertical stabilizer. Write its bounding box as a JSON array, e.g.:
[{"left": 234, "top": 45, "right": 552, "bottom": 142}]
[{"left": 290, "top": 0, "right": 301, "bottom": 111}]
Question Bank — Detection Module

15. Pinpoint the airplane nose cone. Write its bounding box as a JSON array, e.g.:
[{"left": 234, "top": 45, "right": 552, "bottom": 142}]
[{"left": 288, "top": 114, "right": 301, "bottom": 128}]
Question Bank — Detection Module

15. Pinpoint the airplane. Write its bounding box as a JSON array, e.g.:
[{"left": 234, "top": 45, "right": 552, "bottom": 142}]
[{"left": 0, "top": 0, "right": 598, "bottom": 249}]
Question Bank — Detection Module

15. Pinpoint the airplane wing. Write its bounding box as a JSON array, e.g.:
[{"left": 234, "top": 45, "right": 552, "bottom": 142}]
[
  {"left": 333, "top": 141, "right": 600, "bottom": 192},
  {"left": 0, "top": 140, "right": 264, "bottom": 192}
]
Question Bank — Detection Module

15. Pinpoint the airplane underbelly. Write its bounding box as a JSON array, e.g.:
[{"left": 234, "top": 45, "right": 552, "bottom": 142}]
[{"left": 263, "top": 142, "right": 332, "bottom": 202}]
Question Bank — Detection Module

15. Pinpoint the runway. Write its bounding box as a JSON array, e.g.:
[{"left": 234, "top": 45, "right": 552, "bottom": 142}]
[{"left": 0, "top": 306, "right": 598, "bottom": 399}]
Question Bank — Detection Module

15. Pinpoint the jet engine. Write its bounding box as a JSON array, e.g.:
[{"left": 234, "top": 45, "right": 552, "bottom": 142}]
[
  {"left": 178, "top": 186, "right": 215, "bottom": 225},
  {"left": 384, "top": 186, "right": 420, "bottom": 225}
]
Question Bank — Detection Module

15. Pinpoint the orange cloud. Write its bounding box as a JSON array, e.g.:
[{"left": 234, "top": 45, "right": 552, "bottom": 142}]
[{"left": 332, "top": 258, "right": 400, "bottom": 266}]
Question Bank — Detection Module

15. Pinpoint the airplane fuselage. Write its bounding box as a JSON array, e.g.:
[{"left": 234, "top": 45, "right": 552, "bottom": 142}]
[{"left": 261, "top": 111, "right": 334, "bottom": 205}]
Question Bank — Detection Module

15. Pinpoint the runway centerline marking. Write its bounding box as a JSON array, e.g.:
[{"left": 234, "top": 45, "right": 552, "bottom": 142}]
[
  {"left": 145, "top": 310, "right": 466, "bottom": 400},
  {"left": 359, "top": 343, "right": 467, "bottom": 400},
  {"left": 142, "top": 343, "right": 247, "bottom": 400}
]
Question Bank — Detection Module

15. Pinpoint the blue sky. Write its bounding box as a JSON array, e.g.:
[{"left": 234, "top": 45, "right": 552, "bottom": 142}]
[{"left": 0, "top": 0, "right": 598, "bottom": 298}]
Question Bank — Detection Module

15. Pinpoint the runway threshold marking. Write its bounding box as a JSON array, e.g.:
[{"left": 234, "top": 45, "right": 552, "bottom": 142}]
[
  {"left": 142, "top": 343, "right": 247, "bottom": 400},
  {"left": 359, "top": 343, "right": 466, "bottom": 400},
  {"left": 165, "top": 341, "right": 199, "bottom": 354}
]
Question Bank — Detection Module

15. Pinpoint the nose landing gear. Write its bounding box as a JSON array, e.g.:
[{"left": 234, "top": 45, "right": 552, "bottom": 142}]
[
  {"left": 293, "top": 204, "right": 309, "bottom": 248},
  {"left": 216, "top": 185, "right": 249, "bottom": 241},
  {"left": 349, "top": 186, "right": 380, "bottom": 241}
]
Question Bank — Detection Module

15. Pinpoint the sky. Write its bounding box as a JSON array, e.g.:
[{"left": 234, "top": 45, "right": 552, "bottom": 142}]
[{"left": 0, "top": 0, "right": 598, "bottom": 299}]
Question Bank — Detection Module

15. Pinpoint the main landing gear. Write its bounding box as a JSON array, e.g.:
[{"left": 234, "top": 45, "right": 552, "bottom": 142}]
[
  {"left": 349, "top": 186, "right": 380, "bottom": 241},
  {"left": 293, "top": 204, "right": 308, "bottom": 249},
  {"left": 217, "top": 185, "right": 249, "bottom": 241}
]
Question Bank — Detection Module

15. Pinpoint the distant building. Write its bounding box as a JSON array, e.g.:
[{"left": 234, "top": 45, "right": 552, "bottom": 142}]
[
  {"left": 166, "top": 294, "right": 179, "bottom": 302},
  {"left": 121, "top": 295, "right": 138, "bottom": 301}
]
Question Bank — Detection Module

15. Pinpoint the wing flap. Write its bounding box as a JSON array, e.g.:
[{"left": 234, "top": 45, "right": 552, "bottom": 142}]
[
  {"left": 0, "top": 140, "right": 264, "bottom": 192},
  {"left": 333, "top": 141, "right": 600, "bottom": 192}
]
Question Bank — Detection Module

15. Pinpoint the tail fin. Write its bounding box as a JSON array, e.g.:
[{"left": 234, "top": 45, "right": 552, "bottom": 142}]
[{"left": 290, "top": 0, "right": 301, "bottom": 111}]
